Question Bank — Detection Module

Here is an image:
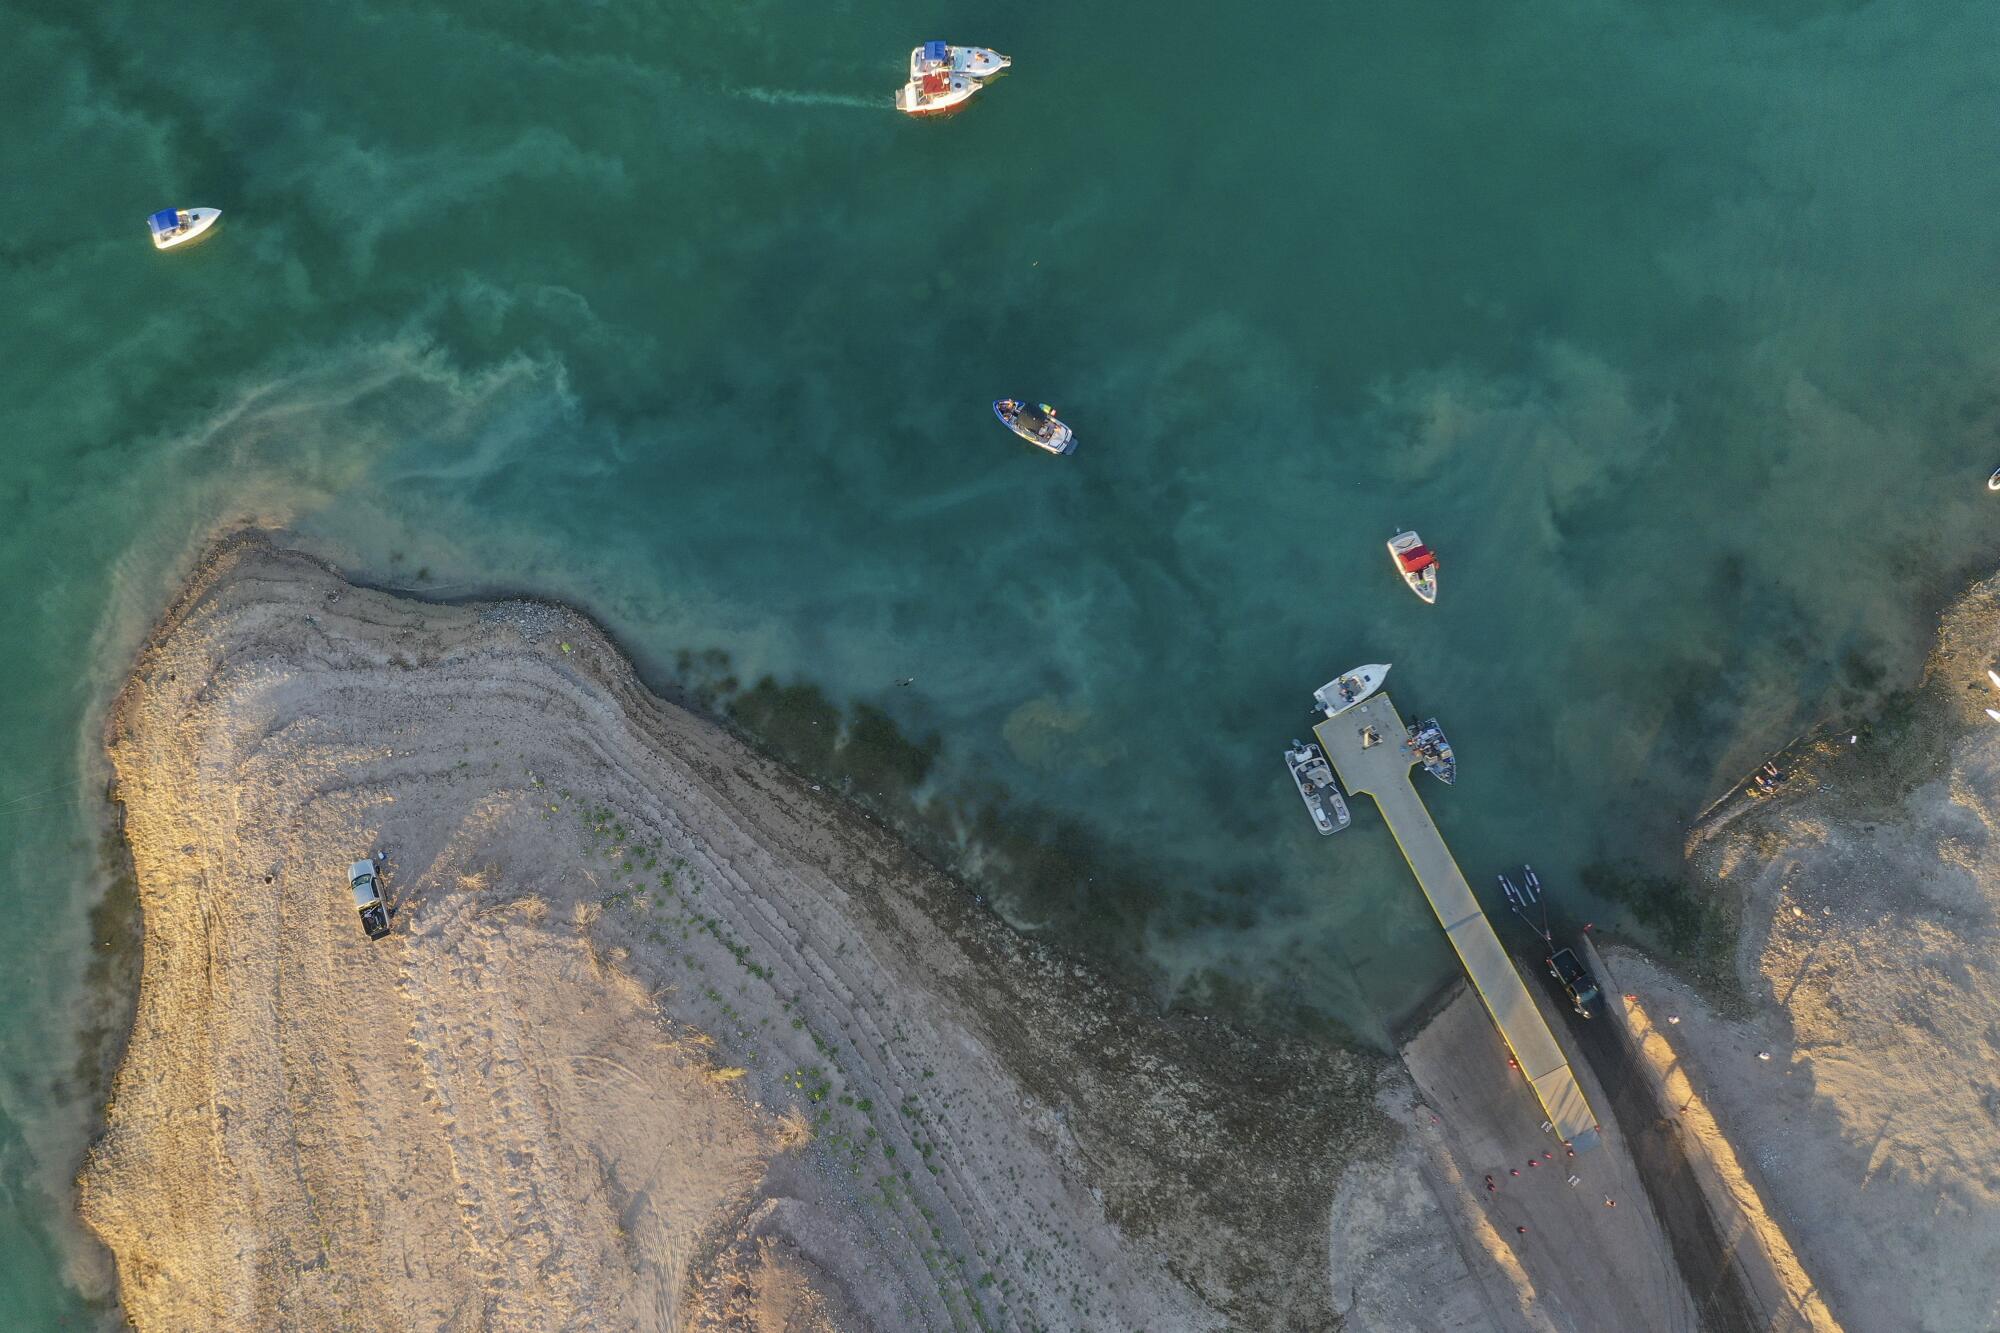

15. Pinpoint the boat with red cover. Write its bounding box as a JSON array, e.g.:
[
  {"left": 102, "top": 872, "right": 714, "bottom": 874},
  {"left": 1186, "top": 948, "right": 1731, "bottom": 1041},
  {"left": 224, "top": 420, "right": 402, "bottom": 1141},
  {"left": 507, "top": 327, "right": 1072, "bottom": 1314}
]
[
  {"left": 896, "top": 67, "right": 979, "bottom": 116},
  {"left": 1388, "top": 530, "right": 1438, "bottom": 604}
]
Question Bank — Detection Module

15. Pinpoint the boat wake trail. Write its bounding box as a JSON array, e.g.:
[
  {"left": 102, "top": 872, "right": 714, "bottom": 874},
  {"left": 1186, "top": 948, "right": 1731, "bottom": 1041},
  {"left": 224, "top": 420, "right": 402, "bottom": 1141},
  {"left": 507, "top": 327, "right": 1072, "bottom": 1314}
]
[{"left": 732, "top": 87, "right": 885, "bottom": 112}]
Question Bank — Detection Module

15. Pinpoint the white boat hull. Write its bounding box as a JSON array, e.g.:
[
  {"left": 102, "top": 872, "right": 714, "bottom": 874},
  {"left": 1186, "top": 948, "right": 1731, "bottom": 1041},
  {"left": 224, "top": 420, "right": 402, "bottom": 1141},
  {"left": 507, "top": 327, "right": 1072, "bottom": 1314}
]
[
  {"left": 896, "top": 74, "right": 980, "bottom": 116},
  {"left": 149, "top": 207, "right": 221, "bottom": 251},
  {"left": 1314, "top": 663, "right": 1390, "bottom": 717},
  {"left": 909, "top": 45, "right": 1011, "bottom": 79},
  {"left": 1284, "top": 740, "right": 1350, "bottom": 835},
  {"left": 1388, "top": 530, "right": 1438, "bottom": 604}
]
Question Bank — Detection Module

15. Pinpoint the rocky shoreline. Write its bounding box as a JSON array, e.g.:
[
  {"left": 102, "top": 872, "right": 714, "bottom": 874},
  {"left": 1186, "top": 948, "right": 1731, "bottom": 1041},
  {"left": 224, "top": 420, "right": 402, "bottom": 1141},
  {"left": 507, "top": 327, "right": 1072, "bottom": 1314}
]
[{"left": 79, "top": 535, "right": 1382, "bottom": 1329}]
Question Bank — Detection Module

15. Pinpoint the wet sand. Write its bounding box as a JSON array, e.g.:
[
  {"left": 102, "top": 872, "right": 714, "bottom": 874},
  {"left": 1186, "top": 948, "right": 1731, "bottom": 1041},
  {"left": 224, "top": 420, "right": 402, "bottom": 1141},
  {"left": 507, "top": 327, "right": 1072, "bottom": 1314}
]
[{"left": 78, "top": 535, "right": 1381, "bottom": 1330}]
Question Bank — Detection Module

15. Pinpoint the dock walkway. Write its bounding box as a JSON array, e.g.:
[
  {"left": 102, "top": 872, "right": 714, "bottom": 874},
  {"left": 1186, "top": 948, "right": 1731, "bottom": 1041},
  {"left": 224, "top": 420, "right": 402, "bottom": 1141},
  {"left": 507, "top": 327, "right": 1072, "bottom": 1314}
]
[{"left": 1315, "top": 693, "right": 1599, "bottom": 1148}]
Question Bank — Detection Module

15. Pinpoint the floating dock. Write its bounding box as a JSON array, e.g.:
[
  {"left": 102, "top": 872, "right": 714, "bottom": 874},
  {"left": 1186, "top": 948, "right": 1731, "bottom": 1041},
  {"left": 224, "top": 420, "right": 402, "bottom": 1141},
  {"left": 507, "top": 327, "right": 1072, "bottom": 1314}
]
[{"left": 1314, "top": 693, "right": 1600, "bottom": 1149}]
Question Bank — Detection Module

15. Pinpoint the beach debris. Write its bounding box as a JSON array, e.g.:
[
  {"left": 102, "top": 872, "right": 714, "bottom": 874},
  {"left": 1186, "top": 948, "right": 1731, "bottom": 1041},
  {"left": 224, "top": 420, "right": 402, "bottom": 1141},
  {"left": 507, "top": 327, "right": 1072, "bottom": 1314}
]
[
  {"left": 1567, "top": 1173, "right": 1580, "bottom": 1186},
  {"left": 560, "top": 642, "right": 572, "bottom": 654},
  {"left": 1849, "top": 735, "right": 1858, "bottom": 744}
]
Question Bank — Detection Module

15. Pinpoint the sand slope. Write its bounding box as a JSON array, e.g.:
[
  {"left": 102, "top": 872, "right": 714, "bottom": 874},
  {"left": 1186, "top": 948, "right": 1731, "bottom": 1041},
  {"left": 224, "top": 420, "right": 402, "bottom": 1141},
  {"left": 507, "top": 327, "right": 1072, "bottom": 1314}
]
[
  {"left": 80, "top": 536, "right": 1377, "bottom": 1330},
  {"left": 1624, "top": 571, "right": 2000, "bottom": 1333}
]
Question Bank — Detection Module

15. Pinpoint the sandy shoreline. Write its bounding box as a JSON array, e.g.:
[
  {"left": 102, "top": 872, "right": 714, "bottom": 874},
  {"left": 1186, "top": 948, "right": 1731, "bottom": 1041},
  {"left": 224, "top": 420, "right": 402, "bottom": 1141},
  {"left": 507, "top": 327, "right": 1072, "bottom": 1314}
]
[
  {"left": 1588, "top": 568, "right": 2000, "bottom": 1333},
  {"left": 79, "top": 535, "right": 1385, "bottom": 1329}
]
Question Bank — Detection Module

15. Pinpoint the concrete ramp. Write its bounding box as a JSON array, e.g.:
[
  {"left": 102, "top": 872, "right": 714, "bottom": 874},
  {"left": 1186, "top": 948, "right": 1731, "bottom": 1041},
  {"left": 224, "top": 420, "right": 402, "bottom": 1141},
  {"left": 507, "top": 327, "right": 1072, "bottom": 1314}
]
[{"left": 1314, "top": 693, "right": 1599, "bottom": 1149}]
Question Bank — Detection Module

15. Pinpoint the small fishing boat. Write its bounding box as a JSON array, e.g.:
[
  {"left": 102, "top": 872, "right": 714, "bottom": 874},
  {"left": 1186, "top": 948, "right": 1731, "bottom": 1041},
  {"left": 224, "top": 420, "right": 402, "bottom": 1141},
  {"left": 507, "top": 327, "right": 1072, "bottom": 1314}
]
[
  {"left": 1388, "top": 530, "right": 1438, "bottom": 604},
  {"left": 147, "top": 207, "right": 220, "bottom": 251},
  {"left": 909, "top": 40, "right": 1011, "bottom": 80},
  {"left": 896, "top": 69, "right": 981, "bottom": 116},
  {"left": 1406, "top": 717, "right": 1455, "bottom": 785},
  {"left": 1313, "top": 663, "right": 1390, "bottom": 718},
  {"left": 993, "top": 399, "right": 1075, "bottom": 455},
  {"left": 1988, "top": 467, "right": 2000, "bottom": 492},
  {"left": 1284, "top": 739, "right": 1351, "bottom": 835}
]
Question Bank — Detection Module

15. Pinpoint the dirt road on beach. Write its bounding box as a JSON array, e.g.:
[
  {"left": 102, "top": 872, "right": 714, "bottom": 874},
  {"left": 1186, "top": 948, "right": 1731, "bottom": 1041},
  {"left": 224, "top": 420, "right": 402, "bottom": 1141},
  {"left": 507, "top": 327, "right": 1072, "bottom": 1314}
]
[{"left": 1394, "top": 982, "right": 1700, "bottom": 1333}]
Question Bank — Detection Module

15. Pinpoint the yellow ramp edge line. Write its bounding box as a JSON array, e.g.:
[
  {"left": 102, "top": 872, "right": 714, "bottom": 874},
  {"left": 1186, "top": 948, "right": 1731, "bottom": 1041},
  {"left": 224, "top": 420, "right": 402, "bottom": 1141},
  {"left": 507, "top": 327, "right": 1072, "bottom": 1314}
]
[{"left": 1314, "top": 695, "right": 1598, "bottom": 1146}]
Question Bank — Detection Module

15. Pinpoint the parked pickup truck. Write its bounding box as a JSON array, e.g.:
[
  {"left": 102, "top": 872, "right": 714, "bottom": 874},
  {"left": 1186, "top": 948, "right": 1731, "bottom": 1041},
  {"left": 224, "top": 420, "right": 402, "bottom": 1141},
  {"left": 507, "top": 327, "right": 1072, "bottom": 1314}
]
[
  {"left": 350, "top": 860, "right": 390, "bottom": 939},
  {"left": 1547, "top": 948, "right": 1599, "bottom": 1018}
]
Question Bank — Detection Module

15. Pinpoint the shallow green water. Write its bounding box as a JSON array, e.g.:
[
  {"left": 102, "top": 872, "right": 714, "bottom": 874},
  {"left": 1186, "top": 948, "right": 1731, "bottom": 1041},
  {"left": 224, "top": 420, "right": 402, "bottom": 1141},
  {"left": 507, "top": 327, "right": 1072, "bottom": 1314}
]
[{"left": 7, "top": 0, "right": 2000, "bottom": 1317}]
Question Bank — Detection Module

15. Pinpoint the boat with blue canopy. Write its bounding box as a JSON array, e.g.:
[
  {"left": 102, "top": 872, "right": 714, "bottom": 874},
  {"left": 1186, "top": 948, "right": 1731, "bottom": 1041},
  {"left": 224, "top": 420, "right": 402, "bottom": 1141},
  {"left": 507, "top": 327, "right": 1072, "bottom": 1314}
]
[
  {"left": 147, "top": 206, "right": 221, "bottom": 251},
  {"left": 908, "top": 40, "right": 1010, "bottom": 80}
]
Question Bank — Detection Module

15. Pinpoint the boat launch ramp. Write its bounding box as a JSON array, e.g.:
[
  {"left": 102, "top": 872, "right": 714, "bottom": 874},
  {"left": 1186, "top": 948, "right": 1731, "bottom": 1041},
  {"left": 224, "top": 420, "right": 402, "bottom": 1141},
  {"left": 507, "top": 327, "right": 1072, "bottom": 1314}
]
[{"left": 1314, "top": 693, "right": 1600, "bottom": 1149}]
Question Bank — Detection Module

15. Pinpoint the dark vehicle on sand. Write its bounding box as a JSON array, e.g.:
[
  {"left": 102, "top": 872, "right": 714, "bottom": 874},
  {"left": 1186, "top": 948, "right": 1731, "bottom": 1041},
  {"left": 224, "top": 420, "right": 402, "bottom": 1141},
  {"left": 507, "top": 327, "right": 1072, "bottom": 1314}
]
[
  {"left": 1547, "top": 947, "right": 1599, "bottom": 1017},
  {"left": 350, "top": 859, "right": 390, "bottom": 939}
]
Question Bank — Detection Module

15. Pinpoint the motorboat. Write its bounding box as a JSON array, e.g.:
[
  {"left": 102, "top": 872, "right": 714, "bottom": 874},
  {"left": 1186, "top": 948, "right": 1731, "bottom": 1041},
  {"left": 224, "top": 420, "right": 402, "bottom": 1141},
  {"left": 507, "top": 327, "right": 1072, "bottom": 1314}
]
[
  {"left": 1313, "top": 663, "right": 1390, "bottom": 718},
  {"left": 909, "top": 40, "right": 1011, "bottom": 80},
  {"left": 896, "top": 69, "right": 981, "bottom": 116},
  {"left": 1989, "top": 467, "right": 2000, "bottom": 492},
  {"left": 993, "top": 399, "right": 1075, "bottom": 455},
  {"left": 1406, "top": 717, "right": 1456, "bottom": 785},
  {"left": 1284, "top": 739, "right": 1351, "bottom": 835},
  {"left": 147, "top": 207, "right": 220, "bottom": 251},
  {"left": 1388, "top": 530, "right": 1438, "bottom": 604}
]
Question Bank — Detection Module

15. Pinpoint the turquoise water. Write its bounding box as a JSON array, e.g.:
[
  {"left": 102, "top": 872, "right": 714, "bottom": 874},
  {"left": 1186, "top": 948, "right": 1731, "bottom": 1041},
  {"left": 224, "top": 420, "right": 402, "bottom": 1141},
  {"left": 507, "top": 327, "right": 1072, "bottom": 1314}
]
[{"left": 9, "top": 0, "right": 2000, "bottom": 1317}]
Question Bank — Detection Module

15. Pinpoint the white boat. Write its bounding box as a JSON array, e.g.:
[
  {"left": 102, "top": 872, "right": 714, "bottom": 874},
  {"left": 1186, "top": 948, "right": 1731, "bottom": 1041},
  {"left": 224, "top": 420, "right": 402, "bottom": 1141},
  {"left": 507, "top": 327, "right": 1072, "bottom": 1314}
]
[
  {"left": 1284, "top": 739, "right": 1350, "bottom": 835},
  {"left": 909, "top": 40, "right": 1011, "bottom": 80},
  {"left": 1388, "top": 530, "right": 1438, "bottom": 604},
  {"left": 1313, "top": 663, "right": 1390, "bottom": 718},
  {"left": 993, "top": 399, "right": 1075, "bottom": 455},
  {"left": 147, "top": 207, "right": 220, "bottom": 251},
  {"left": 1988, "top": 467, "right": 2000, "bottom": 492},
  {"left": 896, "top": 68, "right": 980, "bottom": 116}
]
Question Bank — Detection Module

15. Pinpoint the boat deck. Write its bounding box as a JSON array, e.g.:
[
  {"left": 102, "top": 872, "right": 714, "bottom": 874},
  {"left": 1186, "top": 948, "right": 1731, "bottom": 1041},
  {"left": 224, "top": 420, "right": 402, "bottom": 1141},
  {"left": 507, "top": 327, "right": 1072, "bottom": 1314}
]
[{"left": 1313, "top": 692, "right": 1599, "bottom": 1149}]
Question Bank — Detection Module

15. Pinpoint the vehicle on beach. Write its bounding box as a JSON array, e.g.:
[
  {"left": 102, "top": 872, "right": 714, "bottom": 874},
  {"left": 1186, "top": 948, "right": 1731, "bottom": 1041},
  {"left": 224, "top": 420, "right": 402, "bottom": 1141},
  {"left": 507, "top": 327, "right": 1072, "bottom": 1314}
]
[
  {"left": 350, "top": 860, "right": 390, "bottom": 939},
  {"left": 1547, "top": 947, "right": 1599, "bottom": 1017},
  {"left": 1313, "top": 663, "right": 1390, "bottom": 718},
  {"left": 147, "top": 207, "right": 220, "bottom": 251},
  {"left": 909, "top": 40, "right": 1010, "bottom": 80},
  {"left": 1388, "top": 530, "right": 1438, "bottom": 604},
  {"left": 1406, "top": 716, "right": 1455, "bottom": 784},
  {"left": 896, "top": 68, "right": 981, "bottom": 116},
  {"left": 1284, "top": 738, "right": 1351, "bottom": 835},
  {"left": 993, "top": 399, "right": 1075, "bottom": 455}
]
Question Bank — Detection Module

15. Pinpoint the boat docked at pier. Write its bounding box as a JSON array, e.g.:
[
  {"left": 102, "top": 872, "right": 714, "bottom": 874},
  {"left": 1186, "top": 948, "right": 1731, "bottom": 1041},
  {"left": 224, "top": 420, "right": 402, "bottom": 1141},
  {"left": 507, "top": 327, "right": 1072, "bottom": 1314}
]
[
  {"left": 1406, "top": 717, "right": 1455, "bottom": 785},
  {"left": 896, "top": 68, "right": 980, "bottom": 116},
  {"left": 147, "top": 207, "right": 220, "bottom": 251},
  {"left": 1284, "top": 739, "right": 1351, "bottom": 835},
  {"left": 1313, "top": 663, "right": 1390, "bottom": 718},
  {"left": 909, "top": 40, "right": 1011, "bottom": 80},
  {"left": 993, "top": 399, "right": 1075, "bottom": 455},
  {"left": 1388, "top": 530, "right": 1438, "bottom": 604}
]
